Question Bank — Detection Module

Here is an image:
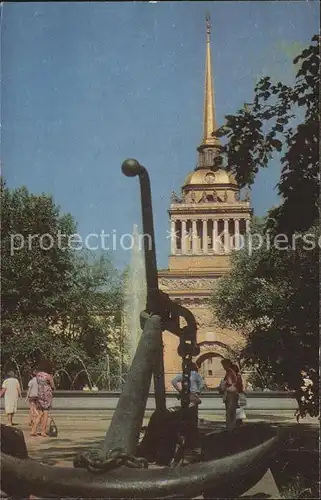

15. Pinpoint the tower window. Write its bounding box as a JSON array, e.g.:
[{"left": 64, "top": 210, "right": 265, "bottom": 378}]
[{"left": 208, "top": 370, "right": 213, "bottom": 376}]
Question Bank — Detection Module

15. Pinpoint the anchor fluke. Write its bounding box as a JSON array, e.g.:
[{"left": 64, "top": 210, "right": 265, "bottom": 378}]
[{"left": 122, "top": 159, "right": 144, "bottom": 177}]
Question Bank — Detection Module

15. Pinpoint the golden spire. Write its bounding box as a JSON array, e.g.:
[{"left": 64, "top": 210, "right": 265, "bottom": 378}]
[{"left": 202, "top": 13, "right": 219, "bottom": 146}]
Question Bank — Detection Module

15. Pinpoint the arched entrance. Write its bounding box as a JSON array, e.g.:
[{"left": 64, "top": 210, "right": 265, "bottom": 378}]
[{"left": 195, "top": 341, "right": 232, "bottom": 389}]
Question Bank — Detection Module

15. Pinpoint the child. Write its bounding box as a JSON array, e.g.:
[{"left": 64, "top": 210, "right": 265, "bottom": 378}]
[{"left": 26, "top": 371, "right": 39, "bottom": 428}]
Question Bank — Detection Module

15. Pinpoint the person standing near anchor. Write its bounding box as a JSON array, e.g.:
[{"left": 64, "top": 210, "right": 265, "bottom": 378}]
[
  {"left": 171, "top": 362, "right": 205, "bottom": 450},
  {"left": 171, "top": 362, "right": 205, "bottom": 406},
  {"left": 220, "top": 359, "right": 238, "bottom": 431},
  {"left": 231, "top": 363, "right": 247, "bottom": 426}
]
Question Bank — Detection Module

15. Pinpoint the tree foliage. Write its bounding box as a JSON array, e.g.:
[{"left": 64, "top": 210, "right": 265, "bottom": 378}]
[
  {"left": 215, "top": 35, "right": 319, "bottom": 234},
  {"left": 212, "top": 222, "right": 319, "bottom": 391},
  {"left": 1, "top": 181, "right": 123, "bottom": 388},
  {"left": 57, "top": 251, "right": 124, "bottom": 384},
  {"left": 211, "top": 37, "right": 319, "bottom": 414},
  {"left": 1, "top": 179, "right": 76, "bottom": 321}
]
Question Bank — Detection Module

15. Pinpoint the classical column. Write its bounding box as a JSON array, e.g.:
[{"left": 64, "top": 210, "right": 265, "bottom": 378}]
[
  {"left": 246, "top": 218, "right": 251, "bottom": 234},
  {"left": 186, "top": 220, "right": 191, "bottom": 253},
  {"left": 170, "top": 220, "right": 176, "bottom": 254},
  {"left": 181, "top": 220, "right": 187, "bottom": 254},
  {"left": 202, "top": 219, "right": 208, "bottom": 253},
  {"left": 224, "top": 219, "right": 229, "bottom": 253},
  {"left": 234, "top": 218, "right": 240, "bottom": 250},
  {"left": 192, "top": 220, "right": 197, "bottom": 254},
  {"left": 212, "top": 219, "right": 218, "bottom": 253}
]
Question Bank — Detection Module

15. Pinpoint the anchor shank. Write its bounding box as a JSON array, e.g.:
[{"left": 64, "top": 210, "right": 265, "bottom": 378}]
[
  {"left": 122, "top": 160, "right": 166, "bottom": 412},
  {"left": 103, "top": 313, "right": 163, "bottom": 455},
  {"left": 136, "top": 168, "right": 166, "bottom": 411},
  {"left": 139, "top": 171, "right": 158, "bottom": 309}
]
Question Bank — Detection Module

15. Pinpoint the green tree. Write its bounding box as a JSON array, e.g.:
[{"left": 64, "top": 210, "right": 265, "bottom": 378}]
[
  {"left": 1, "top": 316, "right": 87, "bottom": 388},
  {"left": 1, "top": 252, "right": 123, "bottom": 388},
  {"left": 1, "top": 179, "right": 76, "bottom": 321},
  {"left": 214, "top": 35, "right": 319, "bottom": 234},
  {"left": 1, "top": 180, "right": 81, "bottom": 384},
  {"left": 211, "top": 222, "right": 319, "bottom": 392},
  {"left": 211, "top": 36, "right": 319, "bottom": 414},
  {"left": 58, "top": 251, "right": 124, "bottom": 385},
  {"left": 1, "top": 181, "right": 123, "bottom": 388}
]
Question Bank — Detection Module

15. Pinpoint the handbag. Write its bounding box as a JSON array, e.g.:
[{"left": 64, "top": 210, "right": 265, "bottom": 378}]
[
  {"left": 48, "top": 417, "right": 58, "bottom": 437},
  {"left": 238, "top": 393, "right": 247, "bottom": 407},
  {"left": 236, "top": 408, "right": 246, "bottom": 420},
  {"left": 219, "top": 379, "right": 227, "bottom": 394}
]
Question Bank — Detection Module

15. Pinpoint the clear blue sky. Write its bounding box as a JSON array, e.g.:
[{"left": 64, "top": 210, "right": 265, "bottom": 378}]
[{"left": 2, "top": 1, "right": 319, "bottom": 269}]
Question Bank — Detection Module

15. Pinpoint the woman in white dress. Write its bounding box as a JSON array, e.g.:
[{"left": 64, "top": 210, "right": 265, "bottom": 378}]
[{"left": 0, "top": 371, "right": 22, "bottom": 425}]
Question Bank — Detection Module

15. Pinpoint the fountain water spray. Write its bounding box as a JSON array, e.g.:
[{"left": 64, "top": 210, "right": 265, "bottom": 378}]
[
  {"left": 123, "top": 224, "right": 147, "bottom": 365},
  {"left": 96, "top": 355, "right": 111, "bottom": 391},
  {"left": 65, "top": 355, "right": 94, "bottom": 389},
  {"left": 53, "top": 368, "right": 73, "bottom": 388}
]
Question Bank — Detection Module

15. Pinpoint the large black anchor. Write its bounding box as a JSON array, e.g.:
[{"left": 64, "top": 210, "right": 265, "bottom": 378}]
[
  {"left": 120, "top": 159, "right": 201, "bottom": 462},
  {"left": 121, "top": 158, "right": 200, "bottom": 407},
  {"left": 0, "top": 159, "right": 285, "bottom": 499},
  {"left": 103, "top": 159, "right": 201, "bottom": 458}
]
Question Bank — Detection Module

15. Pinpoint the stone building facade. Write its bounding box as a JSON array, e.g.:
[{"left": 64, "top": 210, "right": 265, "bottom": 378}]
[{"left": 158, "top": 16, "right": 253, "bottom": 390}]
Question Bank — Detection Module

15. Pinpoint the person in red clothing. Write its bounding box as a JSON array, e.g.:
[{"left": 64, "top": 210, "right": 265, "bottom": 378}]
[
  {"left": 31, "top": 360, "right": 55, "bottom": 437},
  {"left": 231, "top": 363, "right": 246, "bottom": 426},
  {"left": 220, "top": 359, "right": 238, "bottom": 431},
  {"left": 231, "top": 363, "right": 244, "bottom": 393}
]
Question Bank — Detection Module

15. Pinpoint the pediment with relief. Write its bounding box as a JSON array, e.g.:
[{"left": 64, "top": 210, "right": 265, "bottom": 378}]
[{"left": 159, "top": 277, "right": 217, "bottom": 291}]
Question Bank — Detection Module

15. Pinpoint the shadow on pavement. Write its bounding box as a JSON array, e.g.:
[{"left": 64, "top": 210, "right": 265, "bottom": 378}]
[
  {"left": 245, "top": 413, "right": 293, "bottom": 422},
  {"left": 28, "top": 438, "right": 104, "bottom": 466},
  {"left": 25, "top": 419, "right": 319, "bottom": 470}
]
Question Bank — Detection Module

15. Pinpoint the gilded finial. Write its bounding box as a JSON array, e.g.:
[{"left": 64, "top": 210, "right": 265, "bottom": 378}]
[
  {"left": 206, "top": 13, "right": 211, "bottom": 36},
  {"left": 201, "top": 11, "right": 219, "bottom": 148}
]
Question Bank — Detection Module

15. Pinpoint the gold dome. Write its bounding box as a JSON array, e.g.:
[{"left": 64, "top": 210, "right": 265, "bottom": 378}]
[{"left": 183, "top": 168, "right": 236, "bottom": 187}]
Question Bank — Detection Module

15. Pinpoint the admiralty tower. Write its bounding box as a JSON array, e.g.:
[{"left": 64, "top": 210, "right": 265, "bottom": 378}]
[{"left": 158, "top": 15, "right": 253, "bottom": 390}]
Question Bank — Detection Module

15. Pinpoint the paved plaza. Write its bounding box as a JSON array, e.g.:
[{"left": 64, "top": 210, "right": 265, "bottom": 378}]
[
  {"left": 1, "top": 406, "right": 317, "bottom": 467},
  {"left": 1, "top": 407, "right": 319, "bottom": 499}
]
